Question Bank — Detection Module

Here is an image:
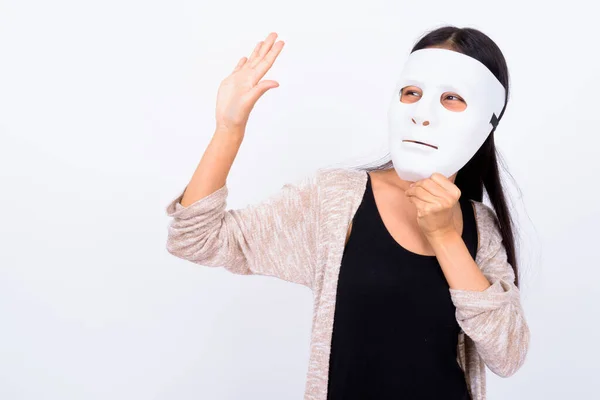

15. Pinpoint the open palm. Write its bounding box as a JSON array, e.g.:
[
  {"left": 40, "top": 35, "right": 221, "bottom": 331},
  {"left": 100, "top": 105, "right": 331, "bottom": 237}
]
[{"left": 215, "top": 32, "right": 285, "bottom": 131}]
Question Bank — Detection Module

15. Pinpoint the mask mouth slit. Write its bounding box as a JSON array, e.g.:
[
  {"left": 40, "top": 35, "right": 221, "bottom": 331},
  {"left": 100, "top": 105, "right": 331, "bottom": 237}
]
[{"left": 402, "top": 140, "right": 438, "bottom": 150}]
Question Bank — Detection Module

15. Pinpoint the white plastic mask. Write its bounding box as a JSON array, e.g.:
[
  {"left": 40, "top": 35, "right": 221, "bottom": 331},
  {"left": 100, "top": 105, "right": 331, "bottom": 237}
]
[{"left": 388, "top": 48, "right": 506, "bottom": 182}]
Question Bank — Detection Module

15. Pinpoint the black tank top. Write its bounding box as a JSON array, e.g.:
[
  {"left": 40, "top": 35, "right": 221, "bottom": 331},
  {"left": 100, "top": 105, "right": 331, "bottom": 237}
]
[{"left": 326, "top": 172, "right": 476, "bottom": 400}]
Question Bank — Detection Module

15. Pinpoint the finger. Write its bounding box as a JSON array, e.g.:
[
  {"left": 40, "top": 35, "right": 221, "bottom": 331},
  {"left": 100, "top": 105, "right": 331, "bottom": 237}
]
[
  {"left": 413, "top": 178, "right": 447, "bottom": 199},
  {"left": 406, "top": 186, "right": 439, "bottom": 205},
  {"left": 232, "top": 56, "right": 248, "bottom": 73},
  {"left": 254, "top": 40, "right": 284, "bottom": 81},
  {"left": 407, "top": 195, "right": 433, "bottom": 215},
  {"left": 247, "top": 41, "right": 263, "bottom": 65},
  {"left": 430, "top": 173, "right": 461, "bottom": 198},
  {"left": 250, "top": 32, "right": 278, "bottom": 67}
]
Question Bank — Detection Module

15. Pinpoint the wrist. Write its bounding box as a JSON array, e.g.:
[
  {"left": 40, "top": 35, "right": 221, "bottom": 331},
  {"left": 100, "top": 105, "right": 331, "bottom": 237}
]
[
  {"left": 215, "top": 124, "right": 246, "bottom": 139},
  {"left": 424, "top": 227, "right": 460, "bottom": 243}
]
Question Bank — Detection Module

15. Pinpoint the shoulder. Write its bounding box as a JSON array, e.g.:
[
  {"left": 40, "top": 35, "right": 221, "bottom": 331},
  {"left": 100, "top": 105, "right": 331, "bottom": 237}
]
[
  {"left": 469, "top": 199, "right": 504, "bottom": 254},
  {"left": 278, "top": 167, "right": 367, "bottom": 207},
  {"left": 470, "top": 200, "right": 500, "bottom": 230},
  {"left": 314, "top": 167, "right": 368, "bottom": 193},
  {"left": 316, "top": 167, "right": 367, "bottom": 183}
]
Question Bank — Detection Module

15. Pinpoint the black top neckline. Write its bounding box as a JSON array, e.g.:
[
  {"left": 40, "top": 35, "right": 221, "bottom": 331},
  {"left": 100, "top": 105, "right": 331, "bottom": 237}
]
[{"left": 365, "top": 171, "right": 477, "bottom": 261}]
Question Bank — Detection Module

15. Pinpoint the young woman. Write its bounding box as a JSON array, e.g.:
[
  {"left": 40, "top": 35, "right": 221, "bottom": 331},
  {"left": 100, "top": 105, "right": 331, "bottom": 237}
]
[{"left": 165, "top": 26, "right": 530, "bottom": 400}]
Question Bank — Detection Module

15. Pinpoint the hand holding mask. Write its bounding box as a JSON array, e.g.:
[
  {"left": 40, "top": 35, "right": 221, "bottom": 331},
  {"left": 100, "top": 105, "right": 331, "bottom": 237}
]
[{"left": 404, "top": 172, "right": 462, "bottom": 238}]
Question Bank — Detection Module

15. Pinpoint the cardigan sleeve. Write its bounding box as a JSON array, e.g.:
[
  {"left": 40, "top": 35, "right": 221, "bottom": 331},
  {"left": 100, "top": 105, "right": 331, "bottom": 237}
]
[
  {"left": 164, "top": 170, "right": 321, "bottom": 289},
  {"left": 448, "top": 202, "right": 530, "bottom": 377}
]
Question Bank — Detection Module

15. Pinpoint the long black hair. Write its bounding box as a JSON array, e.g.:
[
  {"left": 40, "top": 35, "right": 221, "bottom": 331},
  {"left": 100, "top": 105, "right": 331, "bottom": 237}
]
[{"left": 355, "top": 26, "right": 520, "bottom": 287}]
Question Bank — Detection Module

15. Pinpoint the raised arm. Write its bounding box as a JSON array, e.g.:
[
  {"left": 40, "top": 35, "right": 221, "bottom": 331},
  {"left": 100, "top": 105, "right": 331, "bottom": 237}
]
[
  {"left": 165, "top": 33, "right": 320, "bottom": 289},
  {"left": 179, "top": 32, "right": 284, "bottom": 207}
]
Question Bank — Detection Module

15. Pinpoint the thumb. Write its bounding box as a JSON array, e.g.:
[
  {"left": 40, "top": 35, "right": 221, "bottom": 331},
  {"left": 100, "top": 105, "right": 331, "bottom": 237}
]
[{"left": 248, "top": 80, "right": 279, "bottom": 101}]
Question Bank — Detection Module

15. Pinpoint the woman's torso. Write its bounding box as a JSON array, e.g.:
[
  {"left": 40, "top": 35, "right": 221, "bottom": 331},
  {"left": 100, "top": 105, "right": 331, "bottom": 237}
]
[{"left": 326, "top": 171, "right": 477, "bottom": 400}]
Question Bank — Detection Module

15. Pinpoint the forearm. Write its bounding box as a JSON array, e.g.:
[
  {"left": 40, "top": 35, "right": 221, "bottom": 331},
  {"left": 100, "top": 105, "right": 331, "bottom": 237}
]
[
  {"left": 180, "top": 126, "right": 245, "bottom": 207},
  {"left": 431, "top": 230, "right": 530, "bottom": 377},
  {"left": 427, "top": 230, "right": 491, "bottom": 291}
]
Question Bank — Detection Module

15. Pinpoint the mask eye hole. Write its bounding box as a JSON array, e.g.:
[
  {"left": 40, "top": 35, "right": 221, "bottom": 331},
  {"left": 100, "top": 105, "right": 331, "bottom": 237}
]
[
  {"left": 400, "top": 86, "right": 422, "bottom": 104},
  {"left": 441, "top": 92, "right": 467, "bottom": 112}
]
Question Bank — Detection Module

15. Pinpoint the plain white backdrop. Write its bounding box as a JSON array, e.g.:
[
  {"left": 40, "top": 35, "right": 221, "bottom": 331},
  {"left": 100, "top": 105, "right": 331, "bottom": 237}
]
[{"left": 1, "top": 0, "right": 598, "bottom": 399}]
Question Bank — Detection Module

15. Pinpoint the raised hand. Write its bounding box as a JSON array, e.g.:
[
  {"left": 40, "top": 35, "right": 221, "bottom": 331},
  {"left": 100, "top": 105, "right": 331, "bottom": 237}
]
[{"left": 215, "top": 32, "right": 285, "bottom": 132}]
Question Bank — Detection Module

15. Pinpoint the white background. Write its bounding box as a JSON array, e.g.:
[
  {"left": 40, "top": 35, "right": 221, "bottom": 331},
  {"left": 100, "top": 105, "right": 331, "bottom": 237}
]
[{"left": 1, "top": 0, "right": 598, "bottom": 399}]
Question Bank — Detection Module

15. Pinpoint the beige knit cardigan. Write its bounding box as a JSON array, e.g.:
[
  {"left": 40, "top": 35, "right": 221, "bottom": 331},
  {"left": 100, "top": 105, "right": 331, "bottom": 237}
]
[{"left": 165, "top": 167, "right": 530, "bottom": 400}]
